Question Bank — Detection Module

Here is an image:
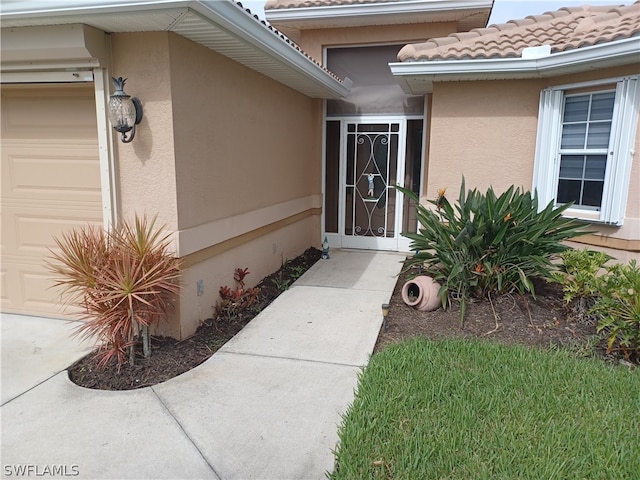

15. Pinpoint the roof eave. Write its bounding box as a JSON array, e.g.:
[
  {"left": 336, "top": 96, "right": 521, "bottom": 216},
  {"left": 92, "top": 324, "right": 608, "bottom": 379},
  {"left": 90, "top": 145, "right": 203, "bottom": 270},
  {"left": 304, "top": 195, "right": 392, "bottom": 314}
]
[
  {"left": 0, "top": 0, "right": 191, "bottom": 19},
  {"left": 191, "top": 1, "right": 349, "bottom": 99},
  {"left": 390, "top": 37, "right": 640, "bottom": 94},
  {"left": 1, "top": 0, "right": 349, "bottom": 99},
  {"left": 266, "top": 0, "right": 493, "bottom": 20},
  {"left": 265, "top": 0, "right": 493, "bottom": 36}
]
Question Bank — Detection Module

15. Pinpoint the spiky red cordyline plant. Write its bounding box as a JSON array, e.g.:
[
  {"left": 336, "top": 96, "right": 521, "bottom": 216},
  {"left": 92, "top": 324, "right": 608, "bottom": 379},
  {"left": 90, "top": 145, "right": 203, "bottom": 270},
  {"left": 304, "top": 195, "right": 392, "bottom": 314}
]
[{"left": 47, "top": 215, "right": 181, "bottom": 368}]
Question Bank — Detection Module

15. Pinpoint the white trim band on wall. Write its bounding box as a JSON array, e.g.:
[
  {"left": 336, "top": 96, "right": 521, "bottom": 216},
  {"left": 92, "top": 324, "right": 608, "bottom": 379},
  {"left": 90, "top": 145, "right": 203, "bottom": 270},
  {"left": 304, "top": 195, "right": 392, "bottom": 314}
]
[
  {"left": 175, "top": 194, "right": 323, "bottom": 258},
  {"left": 0, "top": 70, "right": 94, "bottom": 83}
]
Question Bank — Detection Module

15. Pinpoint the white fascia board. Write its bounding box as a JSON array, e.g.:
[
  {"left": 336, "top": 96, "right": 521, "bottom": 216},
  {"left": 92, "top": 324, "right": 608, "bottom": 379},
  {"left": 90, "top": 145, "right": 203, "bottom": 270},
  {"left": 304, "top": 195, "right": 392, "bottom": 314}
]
[
  {"left": 265, "top": 0, "right": 493, "bottom": 22},
  {"left": 1, "top": 0, "right": 349, "bottom": 98},
  {"left": 390, "top": 37, "right": 640, "bottom": 83},
  {"left": 0, "top": 0, "right": 190, "bottom": 18},
  {"left": 193, "top": 1, "right": 349, "bottom": 98}
]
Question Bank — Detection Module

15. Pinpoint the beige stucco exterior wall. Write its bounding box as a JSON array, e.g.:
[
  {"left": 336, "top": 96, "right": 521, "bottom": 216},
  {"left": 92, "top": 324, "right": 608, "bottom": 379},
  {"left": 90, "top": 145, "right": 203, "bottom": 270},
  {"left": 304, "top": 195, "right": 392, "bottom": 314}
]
[
  {"left": 168, "top": 33, "right": 321, "bottom": 227},
  {"left": 109, "top": 32, "right": 324, "bottom": 338},
  {"left": 426, "top": 64, "right": 640, "bottom": 257},
  {"left": 109, "top": 32, "right": 178, "bottom": 232},
  {"left": 180, "top": 215, "right": 319, "bottom": 336},
  {"left": 165, "top": 33, "right": 324, "bottom": 337},
  {"left": 427, "top": 79, "right": 542, "bottom": 198}
]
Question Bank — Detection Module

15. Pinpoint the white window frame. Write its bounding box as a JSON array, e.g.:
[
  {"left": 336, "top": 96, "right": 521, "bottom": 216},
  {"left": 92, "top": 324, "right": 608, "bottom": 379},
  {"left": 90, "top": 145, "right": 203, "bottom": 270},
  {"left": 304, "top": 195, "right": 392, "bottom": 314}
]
[{"left": 532, "top": 76, "right": 639, "bottom": 226}]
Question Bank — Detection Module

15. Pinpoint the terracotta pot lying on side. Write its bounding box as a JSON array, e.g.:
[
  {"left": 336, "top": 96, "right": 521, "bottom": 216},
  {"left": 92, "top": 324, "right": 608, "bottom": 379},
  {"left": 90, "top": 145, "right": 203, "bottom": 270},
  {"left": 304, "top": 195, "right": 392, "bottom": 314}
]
[{"left": 401, "top": 275, "right": 442, "bottom": 312}]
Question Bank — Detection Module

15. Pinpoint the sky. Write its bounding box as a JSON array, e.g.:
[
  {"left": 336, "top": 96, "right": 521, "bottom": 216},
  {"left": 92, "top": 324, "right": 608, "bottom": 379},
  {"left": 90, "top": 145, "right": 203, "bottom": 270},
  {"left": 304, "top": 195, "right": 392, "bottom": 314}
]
[{"left": 241, "top": 0, "right": 635, "bottom": 24}]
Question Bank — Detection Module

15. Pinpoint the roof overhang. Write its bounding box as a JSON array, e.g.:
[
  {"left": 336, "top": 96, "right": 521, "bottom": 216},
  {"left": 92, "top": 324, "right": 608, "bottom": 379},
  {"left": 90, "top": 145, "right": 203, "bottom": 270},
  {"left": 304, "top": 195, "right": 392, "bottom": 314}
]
[
  {"left": 266, "top": 0, "right": 493, "bottom": 42},
  {"left": 0, "top": 0, "right": 349, "bottom": 99},
  {"left": 390, "top": 37, "right": 640, "bottom": 94}
]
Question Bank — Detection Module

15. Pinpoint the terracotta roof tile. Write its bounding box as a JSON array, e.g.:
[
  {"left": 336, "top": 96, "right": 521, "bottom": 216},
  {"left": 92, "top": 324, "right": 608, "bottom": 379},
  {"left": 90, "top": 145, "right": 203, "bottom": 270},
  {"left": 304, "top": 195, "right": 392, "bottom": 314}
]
[{"left": 398, "top": 2, "right": 640, "bottom": 61}]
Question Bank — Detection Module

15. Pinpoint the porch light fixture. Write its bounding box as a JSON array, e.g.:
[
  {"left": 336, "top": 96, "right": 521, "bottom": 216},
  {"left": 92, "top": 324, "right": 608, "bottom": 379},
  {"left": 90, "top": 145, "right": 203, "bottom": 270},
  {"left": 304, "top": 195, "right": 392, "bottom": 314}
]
[{"left": 107, "top": 77, "right": 143, "bottom": 143}]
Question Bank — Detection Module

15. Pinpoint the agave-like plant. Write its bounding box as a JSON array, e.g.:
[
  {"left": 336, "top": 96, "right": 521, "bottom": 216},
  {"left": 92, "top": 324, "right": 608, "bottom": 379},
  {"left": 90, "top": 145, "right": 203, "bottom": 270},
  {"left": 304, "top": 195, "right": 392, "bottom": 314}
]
[
  {"left": 47, "top": 215, "right": 181, "bottom": 368},
  {"left": 399, "top": 177, "right": 589, "bottom": 321}
]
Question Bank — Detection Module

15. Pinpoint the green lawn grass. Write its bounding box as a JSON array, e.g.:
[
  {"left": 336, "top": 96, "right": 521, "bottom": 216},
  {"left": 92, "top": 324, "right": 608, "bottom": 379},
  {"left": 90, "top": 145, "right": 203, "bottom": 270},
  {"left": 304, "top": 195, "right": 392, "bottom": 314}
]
[{"left": 329, "top": 338, "right": 639, "bottom": 479}]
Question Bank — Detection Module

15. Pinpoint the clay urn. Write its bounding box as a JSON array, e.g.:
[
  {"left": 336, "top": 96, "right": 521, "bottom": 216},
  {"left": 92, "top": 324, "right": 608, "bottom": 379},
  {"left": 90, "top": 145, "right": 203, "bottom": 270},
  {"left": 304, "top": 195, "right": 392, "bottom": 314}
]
[{"left": 401, "top": 275, "right": 442, "bottom": 311}]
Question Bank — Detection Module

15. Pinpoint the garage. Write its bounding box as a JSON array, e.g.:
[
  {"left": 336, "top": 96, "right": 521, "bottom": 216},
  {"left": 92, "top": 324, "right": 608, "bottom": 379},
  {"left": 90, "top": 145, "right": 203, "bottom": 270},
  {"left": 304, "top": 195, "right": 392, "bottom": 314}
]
[{"left": 1, "top": 83, "right": 102, "bottom": 318}]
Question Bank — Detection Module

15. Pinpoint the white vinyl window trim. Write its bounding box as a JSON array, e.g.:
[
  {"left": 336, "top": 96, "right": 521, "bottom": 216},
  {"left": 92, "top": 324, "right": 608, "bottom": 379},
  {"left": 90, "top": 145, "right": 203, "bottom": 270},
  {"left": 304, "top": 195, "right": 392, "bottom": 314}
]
[{"left": 532, "top": 75, "right": 640, "bottom": 226}]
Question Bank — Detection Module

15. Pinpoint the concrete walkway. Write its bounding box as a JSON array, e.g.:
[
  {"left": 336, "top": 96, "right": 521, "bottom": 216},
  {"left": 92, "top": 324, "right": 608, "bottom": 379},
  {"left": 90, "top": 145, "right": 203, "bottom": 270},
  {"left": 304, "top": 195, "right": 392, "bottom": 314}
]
[{"left": 1, "top": 250, "right": 404, "bottom": 480}]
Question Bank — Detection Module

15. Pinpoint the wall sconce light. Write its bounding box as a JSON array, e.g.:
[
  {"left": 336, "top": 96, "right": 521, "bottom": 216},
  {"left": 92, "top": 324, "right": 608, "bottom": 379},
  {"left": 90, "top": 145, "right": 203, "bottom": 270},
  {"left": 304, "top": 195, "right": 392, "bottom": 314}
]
[
  {"left": 107, "top": 77, "right": 143, "bottom": 143},
  {"left": 381, "top": 303, "right": 390, "bottom": 332}
]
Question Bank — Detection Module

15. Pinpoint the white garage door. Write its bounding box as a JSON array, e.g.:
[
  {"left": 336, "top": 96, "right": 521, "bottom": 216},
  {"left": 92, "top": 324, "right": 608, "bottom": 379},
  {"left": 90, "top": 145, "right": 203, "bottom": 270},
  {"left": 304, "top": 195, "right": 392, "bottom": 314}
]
[{"left": 1, "top": 83, "right": 103, "bottom": 318}]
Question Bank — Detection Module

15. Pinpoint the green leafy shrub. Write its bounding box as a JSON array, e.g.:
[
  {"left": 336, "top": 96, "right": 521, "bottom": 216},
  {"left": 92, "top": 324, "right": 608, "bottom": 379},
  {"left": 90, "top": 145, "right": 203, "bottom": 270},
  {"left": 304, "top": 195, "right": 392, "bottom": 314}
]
[
  {"left": 215, "top": 268, "right": 261, "bottom": 320},
  {"left": 47, "top": 216, "right": 181, "bottom": 368},
  {"left": 552, "top": 249, "right": 612, "bottom": 322},
  {"left": 399, "top": 178, "right": 588, "bottom": 319},
  {"left": 271, "top": 257, "right": 307, "bottom": 292},
  {"left": 592, "top": 260, "right": 640, "bottom": 361}
]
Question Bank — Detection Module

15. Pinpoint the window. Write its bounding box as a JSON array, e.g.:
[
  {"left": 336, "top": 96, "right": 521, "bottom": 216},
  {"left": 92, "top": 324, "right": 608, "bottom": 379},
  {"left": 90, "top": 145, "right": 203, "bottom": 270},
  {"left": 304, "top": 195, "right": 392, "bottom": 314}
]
[
  {"left": 532, "top": 76, "right": 639, "bottom": 225},
  {"left": 557, "top": 91, "right": 614, "bottom": 208}
]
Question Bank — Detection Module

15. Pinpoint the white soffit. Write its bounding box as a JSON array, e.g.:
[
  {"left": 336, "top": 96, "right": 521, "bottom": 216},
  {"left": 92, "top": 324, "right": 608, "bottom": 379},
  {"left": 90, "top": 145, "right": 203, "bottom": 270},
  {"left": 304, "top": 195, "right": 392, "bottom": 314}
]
[
  {"left": 0, "top": 0, "right": 348, "bottom": 99},
  {"left": 390, "top": 37, "right": 640, "bottom": 94}
]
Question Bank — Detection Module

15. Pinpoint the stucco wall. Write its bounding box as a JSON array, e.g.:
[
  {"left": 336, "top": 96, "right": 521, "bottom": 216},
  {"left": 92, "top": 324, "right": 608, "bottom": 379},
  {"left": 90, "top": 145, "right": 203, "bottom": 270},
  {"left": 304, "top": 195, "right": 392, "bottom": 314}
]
[
  {"left": 168, "top": 33, "right": 322, "bottom": 229},
  {"left": 110, "top": 32, "right": 324, "bottom": 338},
  {"left": 165, "top": 33, "right": 323, "bottom": 337},
  {"left": 427, "top": 79, "right": 542, "bottom": 197},
  {"left": 426, "top": 65, "right": 640, "bottom": 256},
  {"left": 178, "top": 215, "right": 320, "bottom": 338},
  {"left": 109, "top": 32, "right": 178, "bottom": 231}
]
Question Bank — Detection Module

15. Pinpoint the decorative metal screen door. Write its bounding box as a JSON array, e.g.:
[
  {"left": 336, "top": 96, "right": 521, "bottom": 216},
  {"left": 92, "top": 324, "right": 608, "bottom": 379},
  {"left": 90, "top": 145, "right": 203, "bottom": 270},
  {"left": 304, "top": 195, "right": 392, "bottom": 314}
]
[{"left": 341, "top": 120, "right": 405, "bottom": 250}]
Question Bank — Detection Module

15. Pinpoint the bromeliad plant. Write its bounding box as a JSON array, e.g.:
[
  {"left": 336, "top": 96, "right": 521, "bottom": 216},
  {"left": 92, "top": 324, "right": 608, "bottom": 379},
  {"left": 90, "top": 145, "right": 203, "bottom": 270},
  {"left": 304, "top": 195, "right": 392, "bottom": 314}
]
[
  {"left": 47, "top": 215, "right": 181, "bottom": 368},
  {"left": 214, "top": 267, "right": 261, "bottom": 321},
  {"left": 399, "top": 178, "right": 588, "bottom": 320}
]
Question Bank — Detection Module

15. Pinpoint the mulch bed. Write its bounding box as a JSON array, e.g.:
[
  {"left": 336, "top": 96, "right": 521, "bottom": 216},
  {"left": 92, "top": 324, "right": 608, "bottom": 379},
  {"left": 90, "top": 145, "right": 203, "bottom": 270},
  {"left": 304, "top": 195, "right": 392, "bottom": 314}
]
[
  {"left": 67, "top": 248, "right": 322, "bottom": 390},
  {"left": 69, "top": 251, "right": 629, "bottom": 391},
  {"left": 375, "top": 263, "right": 614, "bottom": 361}
]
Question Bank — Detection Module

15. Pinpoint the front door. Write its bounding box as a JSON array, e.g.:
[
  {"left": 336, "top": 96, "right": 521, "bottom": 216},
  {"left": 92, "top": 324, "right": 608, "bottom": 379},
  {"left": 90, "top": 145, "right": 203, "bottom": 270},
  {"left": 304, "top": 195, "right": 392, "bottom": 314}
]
[
  {"left": 343, "top": 120, "right": 402, "bottom": 250},
  {"left": 324, "top": 117, "right": 423, "bottom": 251}
]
